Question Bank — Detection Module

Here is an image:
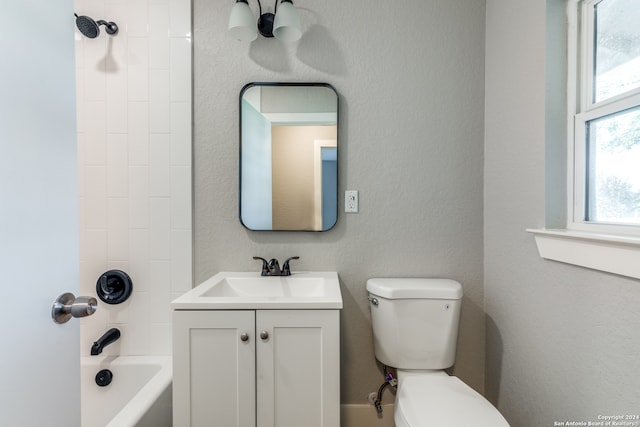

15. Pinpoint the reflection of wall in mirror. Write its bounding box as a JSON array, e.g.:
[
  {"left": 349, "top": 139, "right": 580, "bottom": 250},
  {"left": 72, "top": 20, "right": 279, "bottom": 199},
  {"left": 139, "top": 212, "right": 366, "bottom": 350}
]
[
  {"left": 241, "top": 99, "right": 272, "bottom": 229},
  {"left": 272, "top": 125, "right": 337, "bottom": 230}
]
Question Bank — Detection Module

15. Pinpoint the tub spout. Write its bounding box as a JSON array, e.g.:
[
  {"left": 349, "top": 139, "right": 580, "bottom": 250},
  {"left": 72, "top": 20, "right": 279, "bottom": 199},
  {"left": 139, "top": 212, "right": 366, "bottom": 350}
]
[{"left": 91, "top": 328, "right": 121, "bottom": 355}]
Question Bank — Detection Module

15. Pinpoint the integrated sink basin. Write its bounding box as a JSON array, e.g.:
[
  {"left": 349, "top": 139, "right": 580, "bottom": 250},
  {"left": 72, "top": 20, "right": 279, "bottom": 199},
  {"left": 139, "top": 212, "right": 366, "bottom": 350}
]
[{"left": 171, "top": 271, "right": 342, "bottom": 309}]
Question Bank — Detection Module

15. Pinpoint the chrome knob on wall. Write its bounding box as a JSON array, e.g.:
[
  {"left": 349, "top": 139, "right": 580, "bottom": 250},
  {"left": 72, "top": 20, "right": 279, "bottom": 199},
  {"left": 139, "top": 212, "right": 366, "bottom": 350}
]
[{"left": 51, "top": 292, "right": 98, "bottom": 324}]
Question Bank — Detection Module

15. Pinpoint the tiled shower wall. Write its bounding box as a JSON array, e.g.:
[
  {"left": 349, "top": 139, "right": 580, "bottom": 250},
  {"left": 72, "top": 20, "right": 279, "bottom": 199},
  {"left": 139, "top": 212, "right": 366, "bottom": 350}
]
[{"left": 75, "top": 0, "right": 192, "bottom": 356}]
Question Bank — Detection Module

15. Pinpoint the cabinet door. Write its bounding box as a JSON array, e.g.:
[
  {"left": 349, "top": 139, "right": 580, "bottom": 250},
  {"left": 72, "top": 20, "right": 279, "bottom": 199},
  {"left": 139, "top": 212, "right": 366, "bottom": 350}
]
[
  {"left": 256, "top": 310, "right": 340, "bottom": 427},
  {"left": 173, "top": 310, "right": 256, "bottom": 427}
]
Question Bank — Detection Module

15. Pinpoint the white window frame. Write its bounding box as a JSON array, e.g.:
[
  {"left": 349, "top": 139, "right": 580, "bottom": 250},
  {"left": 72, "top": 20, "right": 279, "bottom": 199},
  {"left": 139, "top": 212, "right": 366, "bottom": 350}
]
[
  {"left": 529, "top": 0, "right": 640, "bottom": 279},
  {"left": 571, "top": 0, "right": 640, "bottom": 235}
]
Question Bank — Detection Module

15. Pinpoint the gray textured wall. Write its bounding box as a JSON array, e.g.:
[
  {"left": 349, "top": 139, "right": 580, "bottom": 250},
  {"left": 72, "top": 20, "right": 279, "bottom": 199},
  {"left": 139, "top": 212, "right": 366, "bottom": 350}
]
[
  {"left": 193, "top": 0, "right": 486, "bottom": 403},
  {"left": 485, "top": 0, "right": 640, "bottom": 425}
]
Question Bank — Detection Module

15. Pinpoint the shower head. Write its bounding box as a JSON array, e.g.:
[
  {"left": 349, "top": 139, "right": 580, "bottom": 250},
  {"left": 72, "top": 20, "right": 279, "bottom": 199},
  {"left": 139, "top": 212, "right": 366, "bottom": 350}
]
[
  {"left": 74, "top": 13, "right": 119, "bottom": 38},
  {"left": 75, "top": 14, "right": 99, "bottom": 38}
]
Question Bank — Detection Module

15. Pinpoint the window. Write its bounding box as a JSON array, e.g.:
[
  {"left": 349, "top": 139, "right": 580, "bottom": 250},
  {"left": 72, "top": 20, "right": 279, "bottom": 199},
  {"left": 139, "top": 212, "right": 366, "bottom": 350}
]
[
  {"left": 528, "top": 0, "right": 640, "bottom": 279},
  {"left": 572, "top": 0, "right": 640, "bottom": 232}
]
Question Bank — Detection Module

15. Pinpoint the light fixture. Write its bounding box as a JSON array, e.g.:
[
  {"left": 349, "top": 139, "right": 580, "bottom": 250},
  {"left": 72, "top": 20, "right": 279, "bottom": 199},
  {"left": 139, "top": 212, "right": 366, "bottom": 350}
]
[{"left": 228, "top": 0, "right": 302, "bottom": 42}]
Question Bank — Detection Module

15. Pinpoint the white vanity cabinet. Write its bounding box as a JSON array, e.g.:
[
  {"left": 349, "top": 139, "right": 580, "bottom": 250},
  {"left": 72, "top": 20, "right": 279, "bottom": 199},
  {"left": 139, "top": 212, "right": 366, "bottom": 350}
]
[{"left": 173, "top": 309, "right": 340, "bottom": 427}]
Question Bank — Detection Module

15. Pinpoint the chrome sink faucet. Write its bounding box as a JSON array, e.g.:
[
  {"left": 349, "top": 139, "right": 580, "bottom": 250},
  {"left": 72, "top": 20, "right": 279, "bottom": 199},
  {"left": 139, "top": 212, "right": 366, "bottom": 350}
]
[{"left": 253, "top": 256, "right": 299, "bottom": 276}]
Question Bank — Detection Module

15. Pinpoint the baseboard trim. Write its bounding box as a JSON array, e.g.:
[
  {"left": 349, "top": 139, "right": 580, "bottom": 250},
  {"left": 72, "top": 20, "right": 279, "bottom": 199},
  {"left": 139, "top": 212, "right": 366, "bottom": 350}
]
[{"left": 340, "top": 403, "right": 395, "bottom": 427}]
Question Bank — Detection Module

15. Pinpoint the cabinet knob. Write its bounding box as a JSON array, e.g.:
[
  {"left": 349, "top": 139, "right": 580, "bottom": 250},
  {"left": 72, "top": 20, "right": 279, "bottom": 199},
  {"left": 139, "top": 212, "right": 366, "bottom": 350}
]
[
  {"left": 260, "top": 330, "right": 269, "bottom": 340},
  {"left": 240, "top": 332, "right": 249, "bottom": 342}
]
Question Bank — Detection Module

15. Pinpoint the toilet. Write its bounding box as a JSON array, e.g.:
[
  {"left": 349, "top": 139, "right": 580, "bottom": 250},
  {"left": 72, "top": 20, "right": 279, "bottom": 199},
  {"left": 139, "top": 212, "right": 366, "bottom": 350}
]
[{"left": 367, "top": 278, "right": 509, "bottom": 427}]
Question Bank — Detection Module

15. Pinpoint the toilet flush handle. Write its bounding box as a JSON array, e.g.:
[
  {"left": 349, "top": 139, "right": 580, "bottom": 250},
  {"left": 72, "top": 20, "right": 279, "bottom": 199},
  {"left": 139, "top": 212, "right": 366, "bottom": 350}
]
[{"left": 368, "top": 296, "right": 379, "bottom": 306}]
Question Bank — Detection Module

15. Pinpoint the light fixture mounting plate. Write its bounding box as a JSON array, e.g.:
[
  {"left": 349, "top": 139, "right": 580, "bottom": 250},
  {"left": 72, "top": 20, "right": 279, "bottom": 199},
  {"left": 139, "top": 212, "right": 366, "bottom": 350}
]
[{"left": 258, "top": 12, "right": 275, "bottom": 37}]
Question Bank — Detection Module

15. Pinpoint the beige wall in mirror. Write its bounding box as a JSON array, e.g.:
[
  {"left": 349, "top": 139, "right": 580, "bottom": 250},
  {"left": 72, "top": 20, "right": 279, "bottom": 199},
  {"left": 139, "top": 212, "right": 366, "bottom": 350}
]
[{"left": 272, "top": 125, "right": 337, "bottom": 230}]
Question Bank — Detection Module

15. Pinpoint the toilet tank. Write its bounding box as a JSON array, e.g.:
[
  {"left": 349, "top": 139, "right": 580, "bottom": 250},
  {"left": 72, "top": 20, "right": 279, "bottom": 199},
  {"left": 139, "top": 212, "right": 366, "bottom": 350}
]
[{"left": 367, "top": 278, "right": 463, "bottom": 370}]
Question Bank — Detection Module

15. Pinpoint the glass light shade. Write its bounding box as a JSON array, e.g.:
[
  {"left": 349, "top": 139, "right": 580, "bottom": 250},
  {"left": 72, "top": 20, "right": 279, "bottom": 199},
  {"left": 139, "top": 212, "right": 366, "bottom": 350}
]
[
  {"left": 272, "top": 1, "right": 301, "bottom": 42},
  {"left": 228, "top": 1, "right": 257, "bottom": 42}
]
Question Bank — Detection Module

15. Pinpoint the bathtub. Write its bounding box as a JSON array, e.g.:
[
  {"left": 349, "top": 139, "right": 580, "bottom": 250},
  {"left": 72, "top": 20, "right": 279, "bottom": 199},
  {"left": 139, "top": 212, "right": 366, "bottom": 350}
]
[{"left": 81, "top": 356, "right": 172, "bottom": 427}]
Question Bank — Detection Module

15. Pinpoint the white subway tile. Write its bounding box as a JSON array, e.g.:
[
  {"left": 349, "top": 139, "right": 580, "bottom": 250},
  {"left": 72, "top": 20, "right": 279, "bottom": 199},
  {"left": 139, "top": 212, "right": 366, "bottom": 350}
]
[
  {"left": 128, "top": 37, "right": 149, "bottom": 66},
  {"left": 129, "top": 165, "right": 150, "bottom": 229},
  {"left": 106, "top": 71, "right": 128, "bottom": 134},
  {"left": 107, "top": 197, "right": 129, "bottom": 260},
  {"left": 150, "top": 100, "right": 171, "bottom": 134},
  {"left": 84, "top": 166, "right": 107, "bottom": 229},
  {"left": 106, "top": 260, "right": 130, "bottom": 272},
  {"left": 128, "top": 229, "right": 150, "bottom": 293},
  {"left": 170, "top": 102, "right": 192, "bottom": 166},
  {"left": 128, "top": 101, "right": 149, "bottom": 165},
  {"left": 126, "top": 0, "right": 149, "bottom": 38},
  {"left": 126, "top": 293, "right": 151, "bottom": 354},
  {"left": 171, "top": 229, "right": 193, "bottom": 293},
  {"left": 169, "top": 0, "right": 191, "bottom": 37},
  {"left": 150, "top": 197, "right": 171, "bottom": 260},
  {"left": 128, "top": 38, "right": 149, "bottom": 101},
  {"left": 170, "top": 38, "right": 191, "bottom": 102},
  {"left": 170, "top": 166, "right": 191, "bottom": 229},
  {"left": 149, "top": 3, "right": 170, "bottom": 39},
  {"left": 149, "top": 38, "right": 170, "bottom": 70},
  {"left": 150, "top": 70, "right": 171, "bottom": 133},
  {"left": 84, "top": 101, "right": 107, "bottom": 165},
  {"left": 83, "top": 39, "right": 107, "bottom": 101},
  {"left": 150, "top": 133, "right": 171, "bottom": 197},
  {"left": 80, "top": 229, "right": 107, "bottom": 267},
  {"left": 106, "top": 302, "right": 130, "bottom": 326},
  {"left": 150, "top": 292, "right": 172, "bottom": 324},
  {"left": 148, "top": 323, "right": 172, "bottom": 356},
  {"left": 128, "top": 68, "right": 149, "bottom": 102},
  {"left": 150, "top": 260, "right": 171, "bottom": 323},
  {"left": 107, "top": 134, "right": 129, "bottom": 197}
]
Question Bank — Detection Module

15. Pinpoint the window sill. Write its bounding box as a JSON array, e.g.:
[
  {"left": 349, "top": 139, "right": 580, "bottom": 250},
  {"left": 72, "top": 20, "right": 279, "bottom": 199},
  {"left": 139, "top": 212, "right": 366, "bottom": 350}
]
[{"left": 527, "top": 228, "right": 640, "bottom": 279}]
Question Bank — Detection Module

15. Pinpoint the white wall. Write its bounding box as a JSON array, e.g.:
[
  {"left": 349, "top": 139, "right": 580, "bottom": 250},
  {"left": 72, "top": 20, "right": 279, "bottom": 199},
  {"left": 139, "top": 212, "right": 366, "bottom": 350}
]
[
  {"left": 193, "top": 0, "right": 487, "bottom": 406},
  {"left": 75, "top": 0, "right": 192, "bottom": 356},
  {"left": 485, "top": 0, "right": 640, "bottom": 425}
]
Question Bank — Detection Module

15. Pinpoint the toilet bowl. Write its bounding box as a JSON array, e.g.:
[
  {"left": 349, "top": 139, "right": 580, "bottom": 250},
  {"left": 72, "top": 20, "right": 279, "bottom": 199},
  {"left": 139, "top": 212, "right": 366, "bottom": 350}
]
[
  {"left": 394, "top": 370, "right": 508, "bottom": 427},
  {"left": 367, "top": 278, "right": 509, "bottom": 427}
]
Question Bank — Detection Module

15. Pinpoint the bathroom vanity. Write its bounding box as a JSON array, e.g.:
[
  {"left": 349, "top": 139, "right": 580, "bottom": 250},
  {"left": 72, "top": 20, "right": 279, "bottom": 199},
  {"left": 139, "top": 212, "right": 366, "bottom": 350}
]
[{"left": 171, "top": 272, "right": 343, "bottom": 427}]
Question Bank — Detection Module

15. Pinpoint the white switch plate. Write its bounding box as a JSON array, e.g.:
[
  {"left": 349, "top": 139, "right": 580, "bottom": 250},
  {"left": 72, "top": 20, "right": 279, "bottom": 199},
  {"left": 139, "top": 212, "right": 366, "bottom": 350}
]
[{"left": 345, "top": 190, "right": 358, "bottom": 213}]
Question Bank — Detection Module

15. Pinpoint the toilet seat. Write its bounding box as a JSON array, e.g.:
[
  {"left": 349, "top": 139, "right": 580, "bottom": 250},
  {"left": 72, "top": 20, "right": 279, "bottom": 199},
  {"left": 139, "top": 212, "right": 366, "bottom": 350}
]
[{"left": 394, "top": 372, "right": 509, "bottom": 427}]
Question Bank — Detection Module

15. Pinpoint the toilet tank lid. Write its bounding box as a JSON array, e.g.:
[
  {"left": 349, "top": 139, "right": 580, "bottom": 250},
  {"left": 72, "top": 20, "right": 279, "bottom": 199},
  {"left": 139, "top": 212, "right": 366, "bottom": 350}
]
[{"left": 366, "top": 278, "right": 463, "bottom": 300}]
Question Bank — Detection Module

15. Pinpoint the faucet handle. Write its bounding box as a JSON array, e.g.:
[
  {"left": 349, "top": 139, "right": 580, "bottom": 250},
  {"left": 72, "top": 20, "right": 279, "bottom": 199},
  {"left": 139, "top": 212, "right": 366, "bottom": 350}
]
[
  {"left": 253, "top": 257, "right": 269, "bottom": 276},
  {"left": 282, "top": 256, "right": 300, "bottom": 276}
]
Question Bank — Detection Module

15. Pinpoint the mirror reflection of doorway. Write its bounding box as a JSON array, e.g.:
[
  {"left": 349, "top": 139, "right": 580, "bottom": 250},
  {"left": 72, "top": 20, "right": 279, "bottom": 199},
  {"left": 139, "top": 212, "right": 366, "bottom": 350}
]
[{"left": 321, "top": 147, "right": 337, "bottom": 231}]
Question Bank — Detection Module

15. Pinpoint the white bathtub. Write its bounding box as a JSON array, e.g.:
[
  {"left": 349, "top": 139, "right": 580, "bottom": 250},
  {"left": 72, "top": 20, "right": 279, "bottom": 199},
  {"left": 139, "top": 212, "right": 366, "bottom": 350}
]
[{"left": 81, "top": 356, "right": 172, "bottom": 427}]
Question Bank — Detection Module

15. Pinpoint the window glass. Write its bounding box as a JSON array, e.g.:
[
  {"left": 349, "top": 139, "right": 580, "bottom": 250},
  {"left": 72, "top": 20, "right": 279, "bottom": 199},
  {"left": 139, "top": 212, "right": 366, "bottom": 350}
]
[
  {"left": 594, "top": 0, "right": 640, "bottom": 103},
  {"left": 586, "top": 105, "right": 640, "bottom": 224}
]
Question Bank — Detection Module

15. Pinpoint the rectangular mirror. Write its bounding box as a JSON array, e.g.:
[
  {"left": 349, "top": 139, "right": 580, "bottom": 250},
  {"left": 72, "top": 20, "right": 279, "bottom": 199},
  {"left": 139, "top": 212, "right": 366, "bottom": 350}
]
[{"left": 239, "top": 83, "right": 338, "bottom": 231}]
